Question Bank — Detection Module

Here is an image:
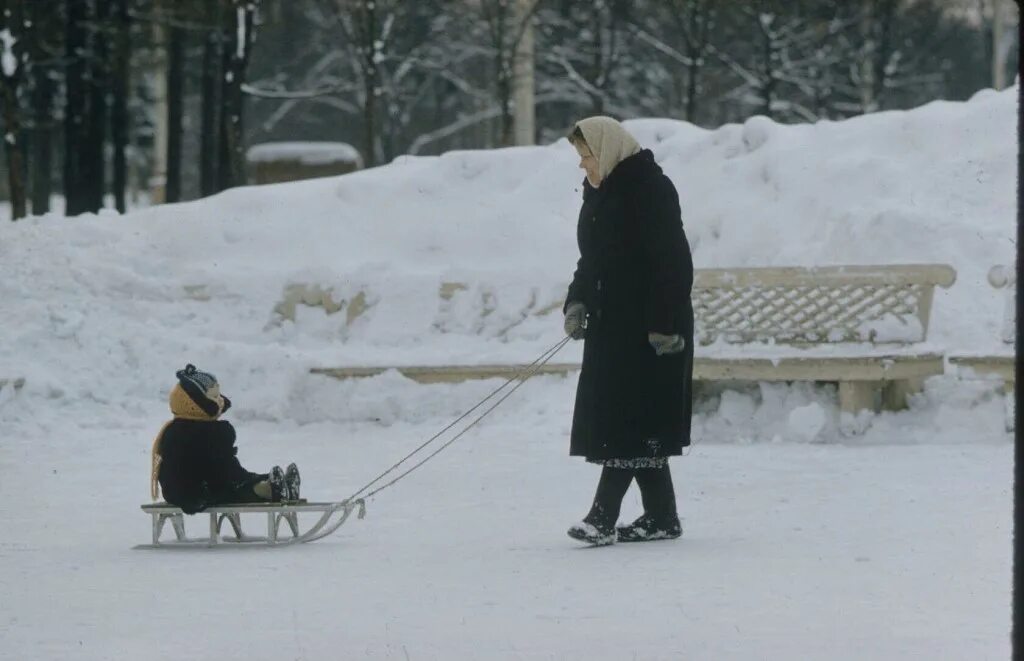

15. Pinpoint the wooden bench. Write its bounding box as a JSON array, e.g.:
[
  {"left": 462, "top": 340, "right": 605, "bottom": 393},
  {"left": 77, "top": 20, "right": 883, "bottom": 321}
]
[
  {"left": 137, "top": 499, "right": 365, "bottom": 549},
  {"left": 312, "top": 264, "right": 956, "bottom": 422},
  {"left": 949, "top": 265, "right": 1015, "bottom": 430}
]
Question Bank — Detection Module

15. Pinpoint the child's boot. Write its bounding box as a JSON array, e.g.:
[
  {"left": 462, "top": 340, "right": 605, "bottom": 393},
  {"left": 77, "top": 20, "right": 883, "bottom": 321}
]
[
  {"left": 268, "top": 466, "right": 286, "bottom": 501},
  {"left": 284, "top": 463, "right": 301, "bottom": 501}
]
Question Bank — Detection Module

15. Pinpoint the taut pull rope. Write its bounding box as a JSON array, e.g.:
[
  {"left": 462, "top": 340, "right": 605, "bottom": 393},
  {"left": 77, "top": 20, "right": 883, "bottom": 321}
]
[{"left": 346, "top": 336, "right": 572, "bottom": 502}]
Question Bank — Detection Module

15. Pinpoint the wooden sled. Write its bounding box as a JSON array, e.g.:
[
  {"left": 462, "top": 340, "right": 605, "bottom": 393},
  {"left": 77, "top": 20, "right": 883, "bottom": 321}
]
[{"left": 134, "top": 499, "right": 366, "bottom": 549}]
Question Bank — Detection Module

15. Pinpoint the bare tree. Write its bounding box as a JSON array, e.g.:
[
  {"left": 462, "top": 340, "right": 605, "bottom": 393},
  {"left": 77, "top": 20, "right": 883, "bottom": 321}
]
[
  {"left": 542, "top": 0, "right": 633, "bottom": 117},
  {"left": 476, "top": 0, "right": 544, "bottom": 145},
  {"left": 851, "top": 0, "right": 899, "bottom": 113},
  {"left": 165, "top": 20, "right": 185, "bottom": 201},
  {"left": 630, "top": 0, "right": 715, "bottom": 122},
  {"left": 628, "top": 0, "right": 717, "bottom": 122},
  {"left": 311, "top": 0, "right": 390, "bottom": 165},
  {"left": 200, "top": 0, "right": 223, "bottom": 196},
  {"left": 111, "top": 0, "right": 131, "bottom": 212},
  {"left": 64, "top": 0, "right": 91, "bottom": 215},
  {"left": 706, "top": 1, "right": 856, "bottom": 123},
  {"left": 83, "top": 0, "right": 112, "bottom": 213},
  {"left": 25, "top": 0, "right": 61, "bottom": 215},
  {"left": 0, "top": 0, "right": 28, "bottom": 220},
  {"left": 219, "top": 0, "right": 258, "bottom": 189}
]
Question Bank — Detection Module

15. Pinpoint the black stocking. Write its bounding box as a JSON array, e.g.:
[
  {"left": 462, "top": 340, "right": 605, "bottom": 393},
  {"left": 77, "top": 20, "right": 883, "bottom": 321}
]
[
  {"left": 634, "top": 465, "right": 678, "bottom": 521},
  {"left": 585, "top": 467, "right": 634, "bottom": 530}
]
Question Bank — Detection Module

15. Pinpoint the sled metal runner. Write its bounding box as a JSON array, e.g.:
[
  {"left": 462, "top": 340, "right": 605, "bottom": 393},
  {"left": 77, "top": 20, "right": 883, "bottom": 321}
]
[{"left": 135, "top": 499, "right": 366, "bottom": 549}]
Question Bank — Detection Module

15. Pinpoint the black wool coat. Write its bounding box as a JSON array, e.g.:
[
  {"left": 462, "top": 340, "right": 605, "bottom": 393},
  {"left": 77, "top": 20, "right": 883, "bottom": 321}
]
[
  {"left": 565, "top": 149, "right": 695, "bottom": 461},
  {"left": 157, "top": 419, "right": 260, "bottom": 514}
]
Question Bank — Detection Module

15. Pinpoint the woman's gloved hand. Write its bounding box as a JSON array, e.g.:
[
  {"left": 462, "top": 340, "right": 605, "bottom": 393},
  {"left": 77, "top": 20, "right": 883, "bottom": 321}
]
[
  {"left": 648, "top": 332, "right": 685, "bottom": 356},
  {"left": 564, "top": 302, "right": 587, "bottom": 340}
]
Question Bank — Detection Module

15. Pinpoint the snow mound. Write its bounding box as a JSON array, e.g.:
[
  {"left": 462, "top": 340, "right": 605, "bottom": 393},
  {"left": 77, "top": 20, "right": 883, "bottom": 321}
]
[
  {"left": 0, "top": 87, "right": 1015, "bottom": 435},
  {"left": 787, "top": 402, "right": 828, "bottom": 442}
]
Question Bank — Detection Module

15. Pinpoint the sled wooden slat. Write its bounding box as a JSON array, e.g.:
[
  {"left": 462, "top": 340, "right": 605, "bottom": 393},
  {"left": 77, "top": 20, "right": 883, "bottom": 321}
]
[
  {"left": 136, "top": 499, "right": 365, "bottom": 549},
  {"left": 312, "top": 264, "right": 956, "bottom": 424}
]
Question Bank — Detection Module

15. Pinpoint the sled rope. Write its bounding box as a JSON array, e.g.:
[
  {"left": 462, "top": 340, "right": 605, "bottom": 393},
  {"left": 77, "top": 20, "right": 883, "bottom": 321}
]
[{"left": 347, "top": 336, "right": 572, "bottom": 502}]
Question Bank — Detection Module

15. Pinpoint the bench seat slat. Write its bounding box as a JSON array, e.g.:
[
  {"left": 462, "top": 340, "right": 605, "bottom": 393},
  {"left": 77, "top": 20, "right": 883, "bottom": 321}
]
[
  {"left": 949, "top": 355, "right": 1015, "bottom": 383},
  {"left": 312, "top": 352, "right": 945, "bottom": 384}
]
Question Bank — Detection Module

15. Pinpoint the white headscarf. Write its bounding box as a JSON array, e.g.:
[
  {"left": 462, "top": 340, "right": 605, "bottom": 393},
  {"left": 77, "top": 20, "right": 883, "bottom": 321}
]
[{"left": 574, "top": 116, "right": 642, "bottom": 183}]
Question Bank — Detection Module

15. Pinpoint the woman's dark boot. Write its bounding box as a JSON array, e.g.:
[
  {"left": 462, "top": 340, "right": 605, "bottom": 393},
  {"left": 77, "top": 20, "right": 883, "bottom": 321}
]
[
  {"left": 617, "top": 466, "right": 682, "bottom": 542},
  {"left": 568, "top": 467, "right": 634, "bottom": 546}
]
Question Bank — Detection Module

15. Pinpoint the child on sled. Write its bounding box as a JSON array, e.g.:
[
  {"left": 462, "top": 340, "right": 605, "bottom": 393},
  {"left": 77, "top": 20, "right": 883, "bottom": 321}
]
[{"left": 151, "top": 364, "right": 301, "bottom": 514}]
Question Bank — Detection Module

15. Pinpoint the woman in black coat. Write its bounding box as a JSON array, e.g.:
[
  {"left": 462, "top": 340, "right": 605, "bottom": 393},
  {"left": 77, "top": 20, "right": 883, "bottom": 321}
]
[{"left": 563, "top": 116, "right": 695, "bottom": 546}]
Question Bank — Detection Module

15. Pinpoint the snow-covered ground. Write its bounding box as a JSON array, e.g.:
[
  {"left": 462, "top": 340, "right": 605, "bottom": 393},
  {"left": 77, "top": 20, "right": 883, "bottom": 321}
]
[
  {"left": 1, "top": 414, "right": 1011, "bottom": 660},
  {"left": 0, "top": 86, "right": 1014, "bottom": 659}
]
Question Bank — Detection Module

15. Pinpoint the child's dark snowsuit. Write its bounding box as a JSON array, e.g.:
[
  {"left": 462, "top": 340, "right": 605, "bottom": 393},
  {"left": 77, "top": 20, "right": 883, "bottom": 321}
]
[{"left": 157, "top": 418, "right": 269, "bottom": 514}]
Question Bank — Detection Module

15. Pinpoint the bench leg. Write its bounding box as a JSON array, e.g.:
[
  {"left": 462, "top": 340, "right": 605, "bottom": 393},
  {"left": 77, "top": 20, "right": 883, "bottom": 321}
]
[
  {"left": 882, "top": 377, "right": 925, "bottom": 411},
  {"left": 170, "top": 514, "right": 186, "bottom": 541},
  {"left": 209, "top": 513, "right": 219, "bottom": 545},
  {"left": 839, "top": 381, "right": 877, "bottom": 415},
  {"left": 214, "top": 513, "right": 242, "bottom": 537},
  {"left": 284, "top": 512, "right": 300, "bottom": 538},
  {"left": 1005, "top": 382, "right": 1016, "bottom": 432},
  {"left": 268, "top": 512, "right": 277, "bottom": 544},
  {"left": 224, "top": 513, "right": 244, "bottom": 540},
  {"left": 150, "top": 513, "right": 186, "bottom": 545}
]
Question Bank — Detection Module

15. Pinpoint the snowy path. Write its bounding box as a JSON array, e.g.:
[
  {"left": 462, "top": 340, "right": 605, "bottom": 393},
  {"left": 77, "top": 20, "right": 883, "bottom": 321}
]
[{"left": 1, "top": 418, "right": 1009, "bottom": 660}]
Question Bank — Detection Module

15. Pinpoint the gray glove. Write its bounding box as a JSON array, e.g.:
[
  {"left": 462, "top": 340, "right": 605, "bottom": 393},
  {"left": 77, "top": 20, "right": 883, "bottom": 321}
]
[
  {"left": 564, "top": 302, "right": 587, "bottom": 340},
  {"left": 648, "top": 332, "right": 685, "bottom": 356}
]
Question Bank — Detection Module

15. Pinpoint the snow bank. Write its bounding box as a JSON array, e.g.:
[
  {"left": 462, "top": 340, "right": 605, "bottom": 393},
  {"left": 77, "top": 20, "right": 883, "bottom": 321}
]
[{"left": 0, "top": 87, "right": 1015, "bottom": 439}]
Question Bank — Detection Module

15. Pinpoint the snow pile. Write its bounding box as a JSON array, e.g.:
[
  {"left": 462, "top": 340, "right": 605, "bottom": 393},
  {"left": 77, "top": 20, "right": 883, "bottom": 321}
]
[{"left": 0, "top": 87, "right": 1014, "bottom": 438}]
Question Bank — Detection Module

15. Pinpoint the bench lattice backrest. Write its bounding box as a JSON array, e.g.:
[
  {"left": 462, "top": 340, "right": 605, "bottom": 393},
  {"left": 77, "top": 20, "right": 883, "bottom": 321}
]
[{"left": 693, "top": 264, "right": 956, "bottom": 346}]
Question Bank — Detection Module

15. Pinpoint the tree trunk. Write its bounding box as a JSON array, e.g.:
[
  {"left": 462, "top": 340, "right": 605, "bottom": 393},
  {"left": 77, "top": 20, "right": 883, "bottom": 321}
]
[
  {"left": 165, "top": 25, "right": 185, "bottom": 202},
  {"left": 588, "top": 11, "right": 605, "bottom": 116},
  {"left": 760, "top": 13, "right": 776, "bottom": 118},
  {"left": 681, "top": 0, "right": 710, "bottom": 124},
  {"left": 200, "top": 3, "right": 222, "bottom": 197},
  {"left": 1, "top": 0, "right": 26, "bottom": 220},
  {"left": 361, "top": 0, "right": 379, "bottom": 166},
  {"left": 497, "top": 61, "right": 513, "bottom": 146},
  {"left": 491, "top": 3, "right": 514, "bottom": 147},
  {"left": 1, "top": 80, "right": 27, "bottom": 221},
  {"left": 26, "top": 0, "right": 53, "bottom": 215},
  {"left": 871, "top": 0, "right": 896, "bottom": 111},
  {"left": 512, "top": 0, "right": 535, "bottom": 146},
  {"left": 64, "top": 0, "right": 90, "bottom": 216},
  {"left": 857, "top": 0, "right": 895, "bottom": 114},
  {"left": 991, "top": 0, "right": 1012, "bottom": 90},
  {"left": 85, "top": 0, "right": 110, "bottom": 212},
  {"left": 111, "top": 0, "right": 130, "bottom": 212},
  {"left": 219, "top": 0, "right": 256, "bottom": 190},
  {"left": 29, "top": 72, "right": 53, "bottom": 215}
]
